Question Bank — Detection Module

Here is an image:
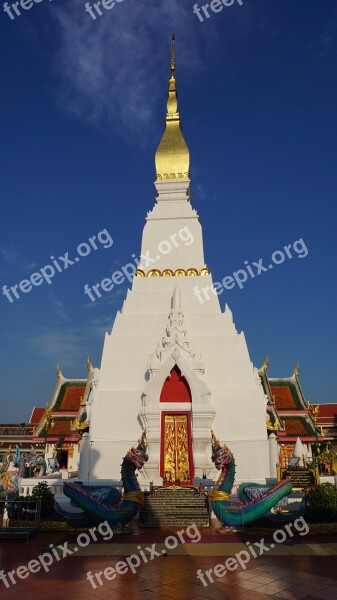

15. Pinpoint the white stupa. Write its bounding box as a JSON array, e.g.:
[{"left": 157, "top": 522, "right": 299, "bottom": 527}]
[{"left": 81, "top": 37, "right": 272, "bottom": 486}]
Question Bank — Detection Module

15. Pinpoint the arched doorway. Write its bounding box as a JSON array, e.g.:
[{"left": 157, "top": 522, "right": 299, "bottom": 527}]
[{"left": 160, "top": 366, "right": 194, "bottom": 485}]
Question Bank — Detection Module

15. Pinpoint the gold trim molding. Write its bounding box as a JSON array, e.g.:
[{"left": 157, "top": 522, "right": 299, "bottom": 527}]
[{"left": 136, "top": 267, "right": 210, "bottom": 278}]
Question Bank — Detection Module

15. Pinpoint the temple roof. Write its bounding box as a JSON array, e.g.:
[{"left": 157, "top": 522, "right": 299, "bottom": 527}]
[
  {"left": 269, "top": 376, "right": 307, "bottom": 411},
  {"left": 53, "top": 382, "right": 86, "bottom": 412},
  {"left": 33, "top": 364, "right": 93, "bottom": 442},
  {"left": 29, "top": 407, "right": 45, "bottom": 424},
  {"left": 258, "top": 360, "right": 321, "bottom": 441},
  {"left": 316, "top": 403, "right": 337, "bottom": 429}
]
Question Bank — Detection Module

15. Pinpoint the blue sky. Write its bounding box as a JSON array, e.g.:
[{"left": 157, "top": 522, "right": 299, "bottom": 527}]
[{"left": 0, "top": 0, "right": 336, "bottom": 421}]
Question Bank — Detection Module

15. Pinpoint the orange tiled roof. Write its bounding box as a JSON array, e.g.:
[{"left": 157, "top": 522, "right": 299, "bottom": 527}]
[
  {"left": 58, "top": 385, "right": 86, "bottom": 411},
  {"left": 48, "top": 420, "right": 73, "bottom": 435},
  {"left": 30, "top": 407, "right": 45, "bottom": 424},
  {"left": 284, "top": 419, "right": 311, "bottom": 436},
  {"left": 271, "top": 386, "right": 297, "bottom": 410}
]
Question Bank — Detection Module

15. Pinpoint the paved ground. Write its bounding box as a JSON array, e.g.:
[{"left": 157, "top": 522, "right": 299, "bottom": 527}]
[{"left": 1, "top": 527, "right": 337, "bottom": 600}]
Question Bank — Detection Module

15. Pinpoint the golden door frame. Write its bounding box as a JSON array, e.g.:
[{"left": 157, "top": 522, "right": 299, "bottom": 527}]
[{"left": 160, "top": 412, "right": 194, "bottom": 485}]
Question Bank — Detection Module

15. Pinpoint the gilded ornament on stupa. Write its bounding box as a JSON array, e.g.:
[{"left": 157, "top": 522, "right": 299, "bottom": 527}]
[{"left": 155, "top": 34, "right": 190, "bottom": 182}]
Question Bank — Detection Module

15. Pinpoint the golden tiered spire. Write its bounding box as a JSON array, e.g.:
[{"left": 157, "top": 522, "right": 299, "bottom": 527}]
[{"left": 155, "top": 34, "right": 190, "bottom": 181}]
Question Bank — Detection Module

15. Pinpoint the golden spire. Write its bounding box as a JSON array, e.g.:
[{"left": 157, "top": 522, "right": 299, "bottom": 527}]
[
  {"left": 155, "top": 34, "right": 190, "bottom": 182},
  {"left": 170, "top": 32, "right": 176, "bottom": 76}
]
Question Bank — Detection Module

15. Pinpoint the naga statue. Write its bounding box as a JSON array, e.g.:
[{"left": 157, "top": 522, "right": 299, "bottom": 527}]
[
  {"left": 14, "top": 446, "right": 47, "bottom": 478},
  {"left": 57, "top": 431, "right": 148, "bottom": 528},
  {"left": 0, "top": 447, "right": 13, "bottom": 475},
  {"left": 210, "top": 432, "right": 304, "bottom": 527},
  {"left": 26, "top": 446, "right": 47, "bottom": 477}
]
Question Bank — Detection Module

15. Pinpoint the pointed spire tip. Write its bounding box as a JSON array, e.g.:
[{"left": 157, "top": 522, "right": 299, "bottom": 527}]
[{"left": 170, "top": 33, "right": 176, "bottom": 76}]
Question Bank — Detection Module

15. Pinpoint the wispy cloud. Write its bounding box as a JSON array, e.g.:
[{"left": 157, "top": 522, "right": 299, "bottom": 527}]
[
  {"left": 48, "top": 294, "right": 70, "bottom": 320},
  {"left": 81, "top": 285, "right": 127, "bottom": 309},
  {"left": 0, "top": 247, "right": 37, "bottom": 272},
  {"left": 52, "top": 0, "right": 249, "bottom": 141},
  {"left": 312, "top": 16, "right": 337, "bottom": 59},
  {"left": 25, "top": 314, "right": 113, "bottom": 370}
]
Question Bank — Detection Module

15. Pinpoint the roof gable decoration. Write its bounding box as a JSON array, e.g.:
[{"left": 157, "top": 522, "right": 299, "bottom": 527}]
[
  {"left": 258, "top": 356, "right": 275, "bottom": 406},
  {"left": 266, "top": 411, "right": 284, "bottom": 432},
  {"left": 149, "top": 286, "right": 204, "bottom": 374},
  {"left": 142, "top": 348, "right": 212, "bottom": 409}
]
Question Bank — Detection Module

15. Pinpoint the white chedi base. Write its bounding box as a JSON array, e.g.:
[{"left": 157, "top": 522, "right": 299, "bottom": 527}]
[
  {"left": 82, "top": 275, "right": 271, "bottom": 484},
  {"left": 80, "top": 180, "right": 272, "bottom": 485}
]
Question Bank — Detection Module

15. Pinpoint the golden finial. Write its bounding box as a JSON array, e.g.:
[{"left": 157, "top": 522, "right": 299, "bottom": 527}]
[
  {"left": 87, "top": 356, "right": 93, "bottom": 373},
  {"left": 170, "top": 33, "right": 175, "bottom": 76},
  {"left": 56, "top": 363, "right": 63, "bottom": 379},
  {"left": 155, "top": 35, "right": 190, "bottom": 182},
  {"left": 294, "top": 362, "right": 300, "bottom": 377},
  {"left": 262, "top": 355, "right": 269, "bottom": 372}
]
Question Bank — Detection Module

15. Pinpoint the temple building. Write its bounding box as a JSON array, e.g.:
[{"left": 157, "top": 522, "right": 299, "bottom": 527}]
[
  {"left": 0, "top": 420, "right": 39, "bottom": 460},
  {"left": 259, "top": 359, "right": 322, "bottom": 465},
  {"left": 316, "top": 404, "right": 337, "bottom": 453},
  {"left": 32, "top": 363, "right": 91, "bottom": 472}
]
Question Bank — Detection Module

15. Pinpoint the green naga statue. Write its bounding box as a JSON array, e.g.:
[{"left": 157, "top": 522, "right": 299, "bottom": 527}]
[
  {"left": 210, "top": 432, "right": 305, "bottom": 527},
  {"left": 56, "top": 431, "right": 148, "bottom": 529}
]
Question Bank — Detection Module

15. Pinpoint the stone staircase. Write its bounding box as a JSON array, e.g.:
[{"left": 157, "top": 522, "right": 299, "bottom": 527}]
[{"left": 139, "top": 486, "right": 210, "bottom": 528}]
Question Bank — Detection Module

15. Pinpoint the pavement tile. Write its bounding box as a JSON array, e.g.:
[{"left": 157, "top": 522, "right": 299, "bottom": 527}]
[
  {"left": 311, "top": 592, "right": 337, "bottom": 600},
  {"left": 272, "top": 592, "right": 308, "bottom": 600},
  {"left": 256, "top": 585, "right": 287, "bottom": 596},
  {"left": 251, "top": 576, "right": 280, "bottom": 585},
  {"left": 239, "top": 580, "right": 266, "bottom": 590}
]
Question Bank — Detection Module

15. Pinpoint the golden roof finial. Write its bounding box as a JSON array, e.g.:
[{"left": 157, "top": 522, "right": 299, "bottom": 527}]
[
  {"left": 155, "top": 35, "right": 190, "bottom": 182},
  {"left": 294, "top": 361, "right": 300, "bottom": 377},
  {"left": 56, "top": 363, "right": 63, "bottom": 379},
  {"left": 87, "top": 355, "right": 93, "bottom": 374},
  {"left": 262, "top": 355, "right": 269, "bottom": 372}
]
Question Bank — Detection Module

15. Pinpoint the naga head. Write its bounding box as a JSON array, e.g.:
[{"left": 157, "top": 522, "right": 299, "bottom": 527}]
[
  {"left": 126, "top": 430, "right": 148, "bottom": 471},
  {"left": 211, "top": 431, "right": 233, "bottom": 471}
]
